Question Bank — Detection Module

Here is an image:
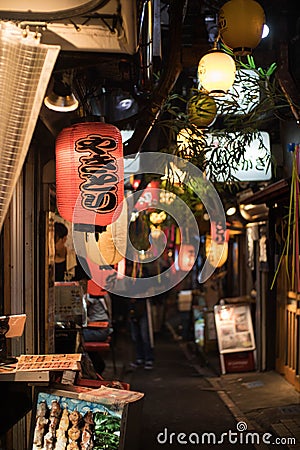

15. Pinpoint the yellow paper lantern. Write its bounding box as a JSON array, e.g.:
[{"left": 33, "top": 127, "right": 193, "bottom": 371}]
[
  {"left": 198, "top": 50, "right": 236, "bottom": 96},
  {"left": 218, "top": 0, "right": 265, "bottom": 56},
  {"left": 205, "top": 235, "right": 228, "bottom": 268},
  {"left": 177, "top": 128, "right": 204, "bottom": 159},
  {"left": 187, "top": 93, "right": 217, "bottom": 128},
  {"left": 84, "top": 202, "right": 128, "bottom": 266}
]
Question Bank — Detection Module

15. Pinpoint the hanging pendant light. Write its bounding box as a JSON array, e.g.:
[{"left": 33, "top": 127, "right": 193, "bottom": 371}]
[
  {"left": 198, "top": 43, "right": 236, "bottom": 96},
  {"left": 44, "top": 73, "right": 79, "bottom": 113},
  {"left": 87, "top": 259, "right": 116, "bottom": 292},
  {"left": 218, "top": 0, "right": 265, "bottom": 56}
]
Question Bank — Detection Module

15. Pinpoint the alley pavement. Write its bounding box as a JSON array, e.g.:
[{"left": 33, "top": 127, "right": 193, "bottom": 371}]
[{"left": 101, "top": 326, "right": 300, "bottom": 449}]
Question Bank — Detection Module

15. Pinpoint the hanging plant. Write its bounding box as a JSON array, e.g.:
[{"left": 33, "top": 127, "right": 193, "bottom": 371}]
[
  {"left": 157, "top": 53, "right": 293, "bottom": 186},
  {"left": 271, "top": 143, "right": 300, "bottom": 292}
]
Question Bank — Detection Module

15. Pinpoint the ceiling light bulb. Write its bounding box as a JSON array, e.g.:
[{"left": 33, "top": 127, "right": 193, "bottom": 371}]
[
  {"left": 262, "top": 24, "right": 269, "bottom": 39},
  {"left": 226, "top": 206, "right": 236, "bottom": 216},
  {"left": 44, "top": 92, "right": 79, "bottom": 112},
  {"left": 116, "top": 98, "right": 134, "bottom": 110},
  {"left": 44, "top": 79, "right": 79, "bottom": 112}
]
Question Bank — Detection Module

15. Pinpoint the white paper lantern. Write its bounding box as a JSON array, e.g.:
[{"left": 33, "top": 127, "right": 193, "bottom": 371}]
[
  {"left": 84, "top": 201, "right": 128, "bottom": 266},
  {"left": 198, "top": 50, "right": 236, "bottom": 96}
]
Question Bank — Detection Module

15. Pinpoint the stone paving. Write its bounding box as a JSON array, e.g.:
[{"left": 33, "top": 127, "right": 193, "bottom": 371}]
[{"left": 102, "top": 326, "right": 300, "bottom": 449}]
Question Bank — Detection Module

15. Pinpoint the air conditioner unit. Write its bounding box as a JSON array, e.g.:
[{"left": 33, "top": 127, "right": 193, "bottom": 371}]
[{"left": 0, "top": 0, "right": 138, "bottom": 54}]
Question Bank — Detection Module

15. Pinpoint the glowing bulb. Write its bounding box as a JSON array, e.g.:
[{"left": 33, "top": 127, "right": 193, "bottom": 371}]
[
  {"left": 226, "top": 206, "right": 236, "bottom": 216},
  {"left": 262, "top": 24, "right": 269, "bottom": 39}
]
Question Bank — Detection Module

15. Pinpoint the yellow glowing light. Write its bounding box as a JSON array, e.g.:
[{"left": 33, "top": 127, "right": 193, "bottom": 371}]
[{"left": 198, "top": 50, "right": 236, "bottom": 96}]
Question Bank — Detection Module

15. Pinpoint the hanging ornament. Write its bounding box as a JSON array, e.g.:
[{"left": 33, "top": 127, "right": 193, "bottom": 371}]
[
  {"left": 56, "top": 121, "right": 124, "bottom": 226},
  {"left": 218, "top": 0, "right": 265, "bottom": 56},
  {"left": 187, "top": 93, "right": 217, "bottom": 128}
]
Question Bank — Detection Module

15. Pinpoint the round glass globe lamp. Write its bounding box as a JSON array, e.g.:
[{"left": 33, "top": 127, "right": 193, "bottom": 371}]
[{"left": 198, "top": 50, "right": 236, "bottom": 96}]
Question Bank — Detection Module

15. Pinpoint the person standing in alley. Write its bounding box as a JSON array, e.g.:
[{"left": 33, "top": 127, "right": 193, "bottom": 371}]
[
  {"left": 129, "top": 295, "right": 154, "bottom": 370},
  {"left": 128, "top": 265, "right": 155, "bottom": 371}
]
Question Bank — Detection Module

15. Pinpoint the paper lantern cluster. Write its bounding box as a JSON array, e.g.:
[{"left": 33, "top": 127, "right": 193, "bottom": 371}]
[{"left": 198, "top": 0, "right": 266, "bottom": 96}]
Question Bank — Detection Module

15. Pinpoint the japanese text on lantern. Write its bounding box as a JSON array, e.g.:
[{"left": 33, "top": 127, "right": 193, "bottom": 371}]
[
  {"left": 211, "top": 220, "right": 229, "bottom": 244},
  {"left": 76, "top": 134, "right": 119, "bottom": 213}
]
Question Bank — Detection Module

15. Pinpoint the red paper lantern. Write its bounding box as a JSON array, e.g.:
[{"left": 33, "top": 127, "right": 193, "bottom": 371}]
[
  {"left": 56, "top": 122, "right": 124, "bottom": 226},
  {"left": 211, "top": 221, "right": 230, "bottom": 243},
  {"left": 87, "top": 279, "right": 106, "bottom": 297},
  {"left": 87, "top": 258, "right": 116, "bottom": 292},
  {"left": 134, "top": 181, "right": 160, "bottom": 211}
]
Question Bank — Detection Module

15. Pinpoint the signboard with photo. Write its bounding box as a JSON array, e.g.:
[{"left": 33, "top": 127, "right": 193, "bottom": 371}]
[
  {"left": 29, "top": 386, "right": 144, "bottom": 450},
  {"left": 214, "top": 303, "right": 255, "bottom": 354}
]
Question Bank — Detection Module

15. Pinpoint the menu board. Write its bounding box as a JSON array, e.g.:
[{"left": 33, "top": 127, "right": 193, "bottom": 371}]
[
  {"left": 16, "top": 354, "right": 81, "bottom": 372},
  {"left": 214, "top": 303, "right": 255, "bottom": 354},
  {"left": 54, "top": 282, "right": 84, "bottom": 324}
]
